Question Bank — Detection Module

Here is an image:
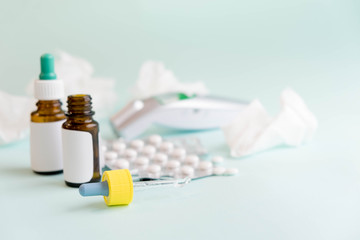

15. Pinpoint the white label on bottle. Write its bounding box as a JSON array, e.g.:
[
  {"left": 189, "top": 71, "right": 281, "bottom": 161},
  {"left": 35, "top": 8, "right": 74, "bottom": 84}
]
[
  {"left": 30, "top": 120, "right": 65, "bottom": 172},
  {"left": 62, "top": 129, "right": 94, "bottom": 184}
]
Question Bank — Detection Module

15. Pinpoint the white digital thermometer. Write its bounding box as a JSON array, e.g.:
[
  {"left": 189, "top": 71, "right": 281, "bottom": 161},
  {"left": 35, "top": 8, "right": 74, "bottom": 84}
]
[{"left": 111, "top": 92, "right": 248, "bottom": 139}]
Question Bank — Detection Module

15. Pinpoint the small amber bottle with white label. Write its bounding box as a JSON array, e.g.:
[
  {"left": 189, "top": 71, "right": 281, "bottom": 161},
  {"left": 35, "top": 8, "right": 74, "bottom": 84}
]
[
  {"left": 62, "top": 94, "right": 101, "bottom": 187},
  {"left": 30, "top": 53, "right": 65, "bottom": 174}
]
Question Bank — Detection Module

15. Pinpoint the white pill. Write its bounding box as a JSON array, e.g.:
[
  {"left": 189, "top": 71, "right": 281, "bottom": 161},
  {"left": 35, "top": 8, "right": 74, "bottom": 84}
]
[
  {"left": 142, "top": 145, "right": 156, "bottom": 158},
  {"left": 148, "top": 134, "right": 162, "bottom": 147},
  {"left": 212, "top": 166, "right": 226, "bottom": 175},
  {"left": 135, "top": 156, "right": 150, "bottom": 167},
  {"left": 224, "top": 168, "right": 239, "bottom": 176},
  {"left": 211, "top": 156, "right": 224, "bottom": 165},
  {"left": 147, "top": 164, "right": 161, "bottom": 174},
  {"left": 130, "top": 139, "right": 144, "bottom": 151},
  {"left": 152, "top": 153, "right": 168, "bottom": 166},
  {"left": 113, "top": 159, "right": 130, "bottom": 169},
  {"left": 166, "top": 160, "right": 181, "bottom": 170},
  {"left": 198, "top": 161, "right": 213, "bottom": 171},
  {"left": 116, "top": 137, "right": 125, "bottom": 142},
  {"left": 159, "top": 141, "right": 174, "bottom": 154},
  {"left": 105, "top": 151, "right": 117, "bottom": 160},
  {"left": 180, "top": 165, "right": 194, "bottom": 178},
  {"left": 100, "top": 145, "right": 107, "bottom": 152},
  {"left": 112, "top": 141, "right": 126, "bottom": 154},
  {"left": 100, "top": 155, "right": 105, "bottom": 170},
  {"left": 171, "top": 148, "right": 186, "bottom": 160},
  {"left": 130, "top": 169, "right": 139, "bottom": 175},
  {"left": 198, "top": 168, "right": 212, "bottom": 176},
  {"left": 146, "top": 164, "right": 161, "bottom": 178},
  {"left": 105, "top": 158, "right": 116, "bottom": 166},
  {"left": 184, "top": 155, "right": 200, "bottom": 167},
  {"left": 123, "top": 149, "right": 137, "bottom": 161}
]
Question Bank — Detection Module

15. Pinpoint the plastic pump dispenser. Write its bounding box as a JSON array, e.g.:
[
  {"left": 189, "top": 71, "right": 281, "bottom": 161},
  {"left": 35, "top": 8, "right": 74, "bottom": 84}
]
[
  {"left": 30, "top": 53, "right": 65, "bottom": 174},
  {"left": 79, "top": 169, "right": 190, "bottom": 206}
]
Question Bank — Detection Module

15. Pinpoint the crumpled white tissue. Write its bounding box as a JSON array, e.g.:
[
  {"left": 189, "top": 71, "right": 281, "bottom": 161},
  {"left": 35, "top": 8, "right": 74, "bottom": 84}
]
[
  {"left": 27, "top": 51, "right": 117, "bottom": 117},
  {"left": 131, "top": 61, "right": 209, "bottom": 99},
  {"left": 0, "top": 91, "right": 34, "bottom": 145},
  {"left": 0, "top": 51, "right": 117, "bottom": 145},
  {"left": 222, "top": 89, "right": 318, "bottom": 157}
]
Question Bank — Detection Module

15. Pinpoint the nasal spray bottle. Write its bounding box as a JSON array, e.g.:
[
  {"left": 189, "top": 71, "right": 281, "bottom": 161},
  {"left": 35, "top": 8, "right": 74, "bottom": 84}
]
[
  {"left": 30, "top": 54, "right": 66, "bottom": 174},
  {"left": 62, "top": 94, "right": 101, "bottom": 187}
]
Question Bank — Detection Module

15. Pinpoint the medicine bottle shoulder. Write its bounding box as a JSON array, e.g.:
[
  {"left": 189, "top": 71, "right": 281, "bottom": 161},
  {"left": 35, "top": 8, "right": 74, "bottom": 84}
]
[
  {"left": 31, "top": 100, "right": 66, "bottom": 123},
  {"left": 62, "top": 119, "right": 98, "bottom": 131}
]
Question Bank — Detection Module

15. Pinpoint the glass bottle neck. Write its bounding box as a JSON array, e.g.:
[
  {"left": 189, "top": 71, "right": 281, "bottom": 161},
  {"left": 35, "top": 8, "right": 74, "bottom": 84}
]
[
  {"left": 36, "top": 100, "right": 64, "bottom": 114},
  {"left": 65, "top": 94, "right": 95, "bottom": 123},
  {"left": 66, "top": 115, "right": 94, "bottom": 123}
]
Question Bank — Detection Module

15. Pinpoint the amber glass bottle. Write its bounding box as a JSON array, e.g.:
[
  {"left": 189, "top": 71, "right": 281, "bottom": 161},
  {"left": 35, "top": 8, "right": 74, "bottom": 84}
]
[
  {"left": 31, "top": 100, "right": 65, "bottom": 123},
  {"left": 30, "top": 53, "right": 66, "bottom": 175},
  {"left": 30, "top": 100, "right": 66, "bottom": 174},
  {"left": 62, "top": 94, "right": 100, "bottom": 187}
]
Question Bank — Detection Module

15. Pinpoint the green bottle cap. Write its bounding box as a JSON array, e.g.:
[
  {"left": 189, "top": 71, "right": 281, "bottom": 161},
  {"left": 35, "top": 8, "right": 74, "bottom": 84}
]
[{"left": 39, "top": 53, "right": 57, "bottom": 80}]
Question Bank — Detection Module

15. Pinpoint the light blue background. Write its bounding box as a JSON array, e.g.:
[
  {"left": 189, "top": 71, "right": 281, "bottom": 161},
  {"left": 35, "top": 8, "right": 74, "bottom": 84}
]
[{"left": 1, "top": 0, "right": 360, "bottom": 239}]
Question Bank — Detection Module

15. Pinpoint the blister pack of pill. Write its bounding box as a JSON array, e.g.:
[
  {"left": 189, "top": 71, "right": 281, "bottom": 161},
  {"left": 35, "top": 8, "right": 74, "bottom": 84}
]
[{"left": 102, "top": 135, "right": 238, "bottom": 180}]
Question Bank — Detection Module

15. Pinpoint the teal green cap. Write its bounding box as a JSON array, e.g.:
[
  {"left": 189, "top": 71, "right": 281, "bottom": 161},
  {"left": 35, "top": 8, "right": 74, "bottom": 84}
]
[{"left": 39, "top": 53, "right": 57, "bottom": 80}]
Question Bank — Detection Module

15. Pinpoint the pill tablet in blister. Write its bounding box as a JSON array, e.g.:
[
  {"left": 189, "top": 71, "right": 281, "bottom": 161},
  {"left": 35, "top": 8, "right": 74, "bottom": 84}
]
[
  {"left": 198, "top": 168, "right": 212, "bottom": 176},
  {"left": 112, "top": 141, "right": 126, "bottom": 154},
  {"left": 142, "top": 145, "right": 156, "bottom": 158},
  {"left": 153, "top": 153, "right": 168, "bottom": 166},
  {"left": 148, "top": 135, "right": 162, "bottom": 147},
  {"left": 180, "top": 166, "right": 194, "bottom": 178},
  {"left": 171, "top": 148, "right": 186, "bottom": 161},
  {"left": 184, "top": 155, "right": 199, "bottom": 167},
  {"left": 135, "top": 156, "right": 150, "bottom": 168},
  {"left": 211, "top": 156, "right": 224, "bottom": 165},
  {"left": 130, "top": 140, "right": 144, "bottom": 151},
  {"left": 101, "top": 145, "right": 107, "bottom": 152},
  {"left": 159, "top": 141, "right": 174, "bottom": 154},
  {"left": 130, "top": 169, "right": 139, "bottom": 175},
  {"left": 166, "top": 160, "right": 180, "bottom": 171},
  {"left": 113, "top": 159, "right": 130, "bottom": 169},
  {"left": 147, "top": 164, "right": 161, "bottom": 174},
  {"left": 105, "top": 151, "right": 117, "bottom": 160},
  {"left": 224, "top": 168, "right": 239, "bottom": 176},
  {"left": 105, "top": 158, "right": 116, "bottom": 166},
  {"left": 212, "top": 166, "right": 226, "bottom": 175},
  {"left": 124, "top": 149, "right": 137, "bottom": 161},
  {"left": 197, "top": 161, "right": 213, "bottom": 176},
  {"left": 198, "top": 161, "right": 213, "bottom": 171},
  {"left": 146, "top": 164, "right": 162, "bottom": 178}
]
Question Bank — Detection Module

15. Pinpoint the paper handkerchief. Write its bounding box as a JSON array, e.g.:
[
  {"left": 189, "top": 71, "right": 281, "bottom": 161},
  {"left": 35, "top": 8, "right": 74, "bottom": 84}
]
[
  {"left": 131, "top": 61, "right": 209, "bottom": 99},
  {"left": 222, "top": 89, "right": 318, "bottom": 157},
  {"left": 0, "top": 91, "right": 34, "bottom": 145}
]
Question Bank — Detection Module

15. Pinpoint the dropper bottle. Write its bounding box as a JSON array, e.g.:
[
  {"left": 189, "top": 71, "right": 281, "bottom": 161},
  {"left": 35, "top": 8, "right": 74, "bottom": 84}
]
[
  {"left": 79, "top": 169, "right": 190, "bottom": 206},
  {"left": 30, "top": 53, "right": 65, "bottom": 174}
]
